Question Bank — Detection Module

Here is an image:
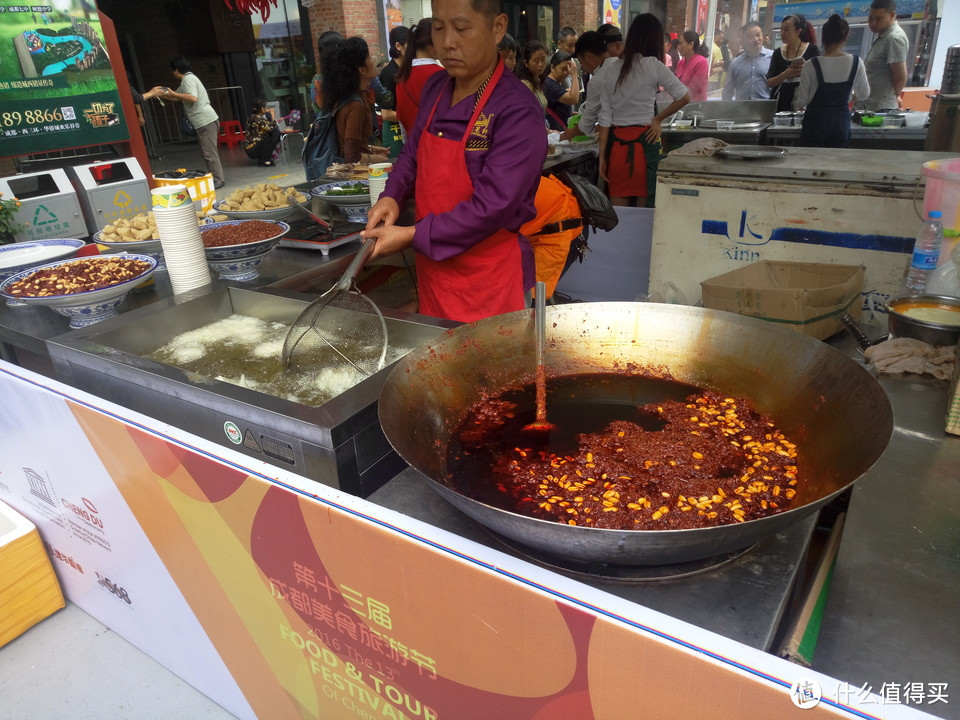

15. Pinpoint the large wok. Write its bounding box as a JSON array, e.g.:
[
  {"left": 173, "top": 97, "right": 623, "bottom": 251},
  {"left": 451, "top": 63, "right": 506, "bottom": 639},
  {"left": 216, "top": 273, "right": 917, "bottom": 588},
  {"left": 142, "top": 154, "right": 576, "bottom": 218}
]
[{"left": 379, "top": 303, "right": 893, "bottom": 565}]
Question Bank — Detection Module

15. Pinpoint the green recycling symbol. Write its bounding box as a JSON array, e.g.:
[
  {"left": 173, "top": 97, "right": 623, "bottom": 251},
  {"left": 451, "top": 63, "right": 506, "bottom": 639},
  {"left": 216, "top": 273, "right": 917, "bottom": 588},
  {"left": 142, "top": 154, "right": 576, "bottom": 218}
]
[{"left": 32, "top": 205, "right": 58, "bottom": 226}]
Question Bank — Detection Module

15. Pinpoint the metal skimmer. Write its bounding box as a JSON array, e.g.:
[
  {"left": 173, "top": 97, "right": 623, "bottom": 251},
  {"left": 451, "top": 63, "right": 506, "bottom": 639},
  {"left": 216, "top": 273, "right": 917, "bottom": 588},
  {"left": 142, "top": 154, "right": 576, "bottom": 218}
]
[{"left": 281, "top": 237, "right": 387, "bottom": 375}]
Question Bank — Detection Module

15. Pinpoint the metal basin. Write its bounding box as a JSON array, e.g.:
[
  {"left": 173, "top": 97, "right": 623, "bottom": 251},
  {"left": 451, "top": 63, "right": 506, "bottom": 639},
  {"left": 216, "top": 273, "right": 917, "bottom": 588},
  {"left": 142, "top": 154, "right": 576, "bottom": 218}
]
[
  {"left": 697, "top": 119, "right": 765, "bottom": 130},
  {"left": 379, "top": 303, "right": 893, "bottom": 565}
]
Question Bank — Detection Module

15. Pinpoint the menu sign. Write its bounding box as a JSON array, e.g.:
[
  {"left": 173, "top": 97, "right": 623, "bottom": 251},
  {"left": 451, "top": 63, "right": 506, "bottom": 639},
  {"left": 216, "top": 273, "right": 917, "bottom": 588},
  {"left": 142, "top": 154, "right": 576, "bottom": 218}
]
[{"left": 0, "top": 1, "right": 129, "bottom": 155}]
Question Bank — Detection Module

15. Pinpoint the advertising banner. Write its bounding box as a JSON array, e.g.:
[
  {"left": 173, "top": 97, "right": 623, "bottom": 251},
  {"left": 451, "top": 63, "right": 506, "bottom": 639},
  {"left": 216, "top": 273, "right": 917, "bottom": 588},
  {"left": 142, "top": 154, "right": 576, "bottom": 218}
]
[
  {"left": 601, "top": 0, "right": 621, "bottom": 28},
  {"left": 0, "top": 362, "right": 931, "bottom": 720},
  {"left": 0, "top": 1, "right": 129, "bottom": 156}
]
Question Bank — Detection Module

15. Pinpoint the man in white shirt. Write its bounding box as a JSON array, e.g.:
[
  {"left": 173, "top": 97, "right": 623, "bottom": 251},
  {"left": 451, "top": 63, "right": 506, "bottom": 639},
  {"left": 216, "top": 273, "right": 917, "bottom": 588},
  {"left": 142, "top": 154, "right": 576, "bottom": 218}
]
[
  {"left": 857, "top": 0, "right": 908, "bottom": 110},
  {"left": 560, "top": 31, "right": 610, "bottom": 139},
  {"left": 154, "top": 56, "right": 224, "bottom": 188},
  {"left": 722, "top": 22, "right": 772, "bottom": 101}
]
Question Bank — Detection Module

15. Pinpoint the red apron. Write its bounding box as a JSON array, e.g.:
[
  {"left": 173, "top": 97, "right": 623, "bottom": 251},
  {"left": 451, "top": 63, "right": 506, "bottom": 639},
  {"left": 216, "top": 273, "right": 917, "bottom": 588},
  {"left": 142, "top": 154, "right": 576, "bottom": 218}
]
[{"left": 414, "top": 60, "right": 525, "bottom": 323}]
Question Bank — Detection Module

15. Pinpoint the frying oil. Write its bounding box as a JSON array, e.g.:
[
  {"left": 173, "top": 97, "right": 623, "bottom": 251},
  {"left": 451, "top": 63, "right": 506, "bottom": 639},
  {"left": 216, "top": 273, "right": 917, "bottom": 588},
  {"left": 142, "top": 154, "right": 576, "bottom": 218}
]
[
  {"left": 146, "top": 314, "right": 408, "bottom": 406},
  {"left": 446, "top": 373, "right": 701, "bottom": 506}
]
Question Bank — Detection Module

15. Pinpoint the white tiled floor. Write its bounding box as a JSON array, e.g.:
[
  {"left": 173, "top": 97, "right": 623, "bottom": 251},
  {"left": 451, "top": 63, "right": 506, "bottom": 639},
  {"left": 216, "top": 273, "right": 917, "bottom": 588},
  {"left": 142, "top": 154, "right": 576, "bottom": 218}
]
[
  {"left": 148, "top": 136, "right": 309, "bottom": 198},
  {"left": 0, "top": 603, "right": 239, "bottom": 720}
]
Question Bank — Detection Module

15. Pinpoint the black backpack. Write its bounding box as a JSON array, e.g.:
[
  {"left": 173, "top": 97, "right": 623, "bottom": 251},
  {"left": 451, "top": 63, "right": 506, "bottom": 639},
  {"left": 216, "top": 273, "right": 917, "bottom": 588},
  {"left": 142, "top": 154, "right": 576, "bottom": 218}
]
[
  {"left": 302, "top": 95, "right": 360, "bottom": 183},
  {"left": 559, "top": 169, "right": 619, "bottom": 233}
]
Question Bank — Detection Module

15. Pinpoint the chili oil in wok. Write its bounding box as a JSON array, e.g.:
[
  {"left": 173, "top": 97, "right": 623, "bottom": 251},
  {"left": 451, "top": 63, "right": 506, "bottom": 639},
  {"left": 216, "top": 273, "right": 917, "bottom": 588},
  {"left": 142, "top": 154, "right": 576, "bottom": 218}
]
[{"left": 447, "top": 374, "right": 801, "bottom": 531}]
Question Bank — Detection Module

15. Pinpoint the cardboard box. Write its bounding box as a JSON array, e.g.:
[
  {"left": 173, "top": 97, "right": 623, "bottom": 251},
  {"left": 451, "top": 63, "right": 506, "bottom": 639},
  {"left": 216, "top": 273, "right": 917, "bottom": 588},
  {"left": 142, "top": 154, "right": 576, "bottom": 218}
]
[
  {"left": 153, "top": 173, "right": 216, "bottom": 213},
  {"left": 0, "top": 500, "right": 64, "bottom": 647},
  {"left": 701, "top": 261, "right": 865, "bottom": 339}
]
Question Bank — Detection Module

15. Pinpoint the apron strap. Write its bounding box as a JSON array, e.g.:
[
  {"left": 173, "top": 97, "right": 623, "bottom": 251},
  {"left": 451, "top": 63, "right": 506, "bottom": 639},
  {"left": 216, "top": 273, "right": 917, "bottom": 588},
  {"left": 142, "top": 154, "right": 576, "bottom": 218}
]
[
  {"left": 811, "top": 56, "right": 824, "bottom": 85},
  {"left": 846, "top": 55, "right": 859, "bottom": 85},
  {"left": 422, "top": 59, "right": 506, "bottom": 147}
]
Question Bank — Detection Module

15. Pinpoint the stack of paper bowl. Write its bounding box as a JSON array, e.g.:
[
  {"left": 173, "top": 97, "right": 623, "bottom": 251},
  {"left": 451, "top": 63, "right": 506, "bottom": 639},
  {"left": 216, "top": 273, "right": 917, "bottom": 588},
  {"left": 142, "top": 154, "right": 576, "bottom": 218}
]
[
  {"left": 151, "top": 185, "right": 211, "bottom": 294},
  {"left": 368, "top": 163, "right": 392, "bottom": 205}
]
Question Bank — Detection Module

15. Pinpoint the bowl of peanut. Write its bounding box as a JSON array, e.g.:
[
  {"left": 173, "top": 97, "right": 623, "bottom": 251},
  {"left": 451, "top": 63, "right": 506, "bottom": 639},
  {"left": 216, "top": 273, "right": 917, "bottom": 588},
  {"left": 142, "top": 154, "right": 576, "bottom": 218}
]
[{"left": 0, "top": 254, "right": 158, "bottom": 328}]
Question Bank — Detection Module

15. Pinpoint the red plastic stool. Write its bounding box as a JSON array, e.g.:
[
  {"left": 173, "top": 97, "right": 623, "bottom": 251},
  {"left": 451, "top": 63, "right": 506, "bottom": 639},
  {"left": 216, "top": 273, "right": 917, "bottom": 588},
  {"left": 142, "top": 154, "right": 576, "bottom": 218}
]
[{"left": 218, "top": 120, "right": 244, "bottom": 148}]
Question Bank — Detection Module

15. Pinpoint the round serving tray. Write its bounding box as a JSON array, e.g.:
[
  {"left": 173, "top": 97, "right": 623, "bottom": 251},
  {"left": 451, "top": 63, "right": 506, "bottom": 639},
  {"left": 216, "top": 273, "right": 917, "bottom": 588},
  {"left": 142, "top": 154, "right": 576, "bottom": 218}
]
[{"left": 716, "top": 145, "right": 788, "bottom": 160}]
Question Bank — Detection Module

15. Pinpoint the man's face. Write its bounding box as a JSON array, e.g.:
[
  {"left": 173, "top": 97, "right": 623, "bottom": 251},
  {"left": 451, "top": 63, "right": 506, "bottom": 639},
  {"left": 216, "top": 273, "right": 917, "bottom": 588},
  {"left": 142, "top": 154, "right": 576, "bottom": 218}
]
[
  {"left": 578, "top": 49, "right": 606, "bottom": 74},
  {"left": 868, "top": 8, "right": 895, "bottom": 34},
  {"left": 432, "top": 0, "right": 505, "bottom": 81},
  {"left": 559, "top": 33, "right": 577, "bottom": 54},
  {"left": 740, "top": 25, "right": 764, "bottom": 56}
]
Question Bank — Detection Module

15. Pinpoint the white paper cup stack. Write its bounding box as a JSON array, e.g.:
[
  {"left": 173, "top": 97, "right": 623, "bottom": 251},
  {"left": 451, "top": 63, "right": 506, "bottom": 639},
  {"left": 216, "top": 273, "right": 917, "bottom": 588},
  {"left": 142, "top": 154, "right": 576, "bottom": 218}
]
[
  {"left": 151, "top": 185, "right": 211, "bottom": 294},
  {"left": 368, "top": 163, "right": 392, "bottom": 205}
]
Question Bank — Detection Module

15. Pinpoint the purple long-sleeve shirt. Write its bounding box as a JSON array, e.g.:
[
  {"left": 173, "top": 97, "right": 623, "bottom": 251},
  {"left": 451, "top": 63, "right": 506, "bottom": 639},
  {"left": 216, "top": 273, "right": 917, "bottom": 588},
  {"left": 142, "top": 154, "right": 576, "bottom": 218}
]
[{"left": 382, "top": 65, "right": 547, "bottom": 278}]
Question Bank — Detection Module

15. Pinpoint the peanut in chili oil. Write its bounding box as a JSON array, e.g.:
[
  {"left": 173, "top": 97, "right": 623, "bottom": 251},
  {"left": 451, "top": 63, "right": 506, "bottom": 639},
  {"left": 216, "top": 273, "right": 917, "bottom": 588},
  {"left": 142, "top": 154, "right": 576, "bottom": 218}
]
[
  {"left": 201, "top": 220, "right": 283, "bottom": 248},
  {"left": 446, "top": 374, "right": 801, "bottom": 531}
]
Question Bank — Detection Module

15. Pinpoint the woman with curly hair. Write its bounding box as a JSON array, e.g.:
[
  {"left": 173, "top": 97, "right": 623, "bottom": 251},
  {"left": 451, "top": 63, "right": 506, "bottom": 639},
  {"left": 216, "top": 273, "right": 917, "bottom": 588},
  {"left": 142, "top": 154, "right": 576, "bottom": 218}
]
[{"left": 319, "top": 36, "right": 390, "bottom": 164}]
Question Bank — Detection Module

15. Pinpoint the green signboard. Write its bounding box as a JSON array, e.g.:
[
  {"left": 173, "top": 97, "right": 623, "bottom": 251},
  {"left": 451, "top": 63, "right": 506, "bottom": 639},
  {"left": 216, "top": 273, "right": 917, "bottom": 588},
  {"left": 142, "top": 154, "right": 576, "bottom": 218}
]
[{"left": 0, "top": 1, "right": 129, "bottom": 155}]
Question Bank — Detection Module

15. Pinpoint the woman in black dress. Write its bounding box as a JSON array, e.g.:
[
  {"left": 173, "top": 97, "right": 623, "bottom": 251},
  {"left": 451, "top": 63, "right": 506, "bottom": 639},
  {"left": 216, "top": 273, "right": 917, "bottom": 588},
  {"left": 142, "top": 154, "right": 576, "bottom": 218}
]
[{"left": 766, "top": 14, "right": 819, "bottom": 112}]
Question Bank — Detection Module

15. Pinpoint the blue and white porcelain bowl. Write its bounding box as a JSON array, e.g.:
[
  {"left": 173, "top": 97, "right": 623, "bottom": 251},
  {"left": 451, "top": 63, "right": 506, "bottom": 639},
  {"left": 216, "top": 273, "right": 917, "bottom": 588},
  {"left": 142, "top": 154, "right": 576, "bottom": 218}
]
[
  {"left": 312, "top": 180, "right": 371, "bottom": 224},
  {"left": 0, "top": 238, "right": 87, "bottom": 306},
  {"left": 0, "top": 253, "right": 157, "bottom": 328},
  {"left": 93, "top": 231, "right": 166, "bottom": 271},
  {"left": 199, "top": 220, "right": 289, "bottom": 281}
]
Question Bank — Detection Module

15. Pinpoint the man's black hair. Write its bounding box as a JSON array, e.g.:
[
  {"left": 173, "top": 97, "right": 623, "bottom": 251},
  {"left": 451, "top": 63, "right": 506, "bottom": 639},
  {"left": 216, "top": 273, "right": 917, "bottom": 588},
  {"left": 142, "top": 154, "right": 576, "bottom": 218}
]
[
  {"left": 170, "top": 55, "right": 190, "bottom": 74},
  {"left": 468, "top": 0, "right": 504, "bottom": 19},
  {"left": 574, "top": 30, "right": 606, "bottom": 57}
]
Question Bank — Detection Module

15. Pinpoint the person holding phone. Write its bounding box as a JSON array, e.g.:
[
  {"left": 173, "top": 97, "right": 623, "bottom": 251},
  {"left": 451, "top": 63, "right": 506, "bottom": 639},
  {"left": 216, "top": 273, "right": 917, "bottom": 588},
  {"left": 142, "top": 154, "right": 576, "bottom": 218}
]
[{"left": 766, "top": 14, "right": 819, "bottom": 112}]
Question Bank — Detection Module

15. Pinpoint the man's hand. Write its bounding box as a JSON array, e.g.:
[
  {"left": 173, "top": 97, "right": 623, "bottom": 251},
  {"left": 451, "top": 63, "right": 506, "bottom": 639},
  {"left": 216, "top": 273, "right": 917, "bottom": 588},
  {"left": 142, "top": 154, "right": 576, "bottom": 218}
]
[
  {"left": 365, "top": 196, "right": 400, "bottom": 231},
  {"left": 363, "top": 223, "right": 415, "bottom": 259}
]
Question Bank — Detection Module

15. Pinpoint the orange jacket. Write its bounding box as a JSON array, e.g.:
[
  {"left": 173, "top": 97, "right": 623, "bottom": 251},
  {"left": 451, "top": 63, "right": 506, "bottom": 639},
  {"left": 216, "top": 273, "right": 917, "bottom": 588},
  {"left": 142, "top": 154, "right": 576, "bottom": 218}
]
[{"left": 520, "top": 174, "right": 582, "bottom": 298}]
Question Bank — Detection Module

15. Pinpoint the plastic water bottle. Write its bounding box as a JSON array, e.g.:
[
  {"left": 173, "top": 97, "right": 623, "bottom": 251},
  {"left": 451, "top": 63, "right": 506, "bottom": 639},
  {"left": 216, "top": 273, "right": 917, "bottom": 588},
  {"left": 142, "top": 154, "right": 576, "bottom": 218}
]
[{"left": 904, "top": 210, "right": 944, "bottom": 294}]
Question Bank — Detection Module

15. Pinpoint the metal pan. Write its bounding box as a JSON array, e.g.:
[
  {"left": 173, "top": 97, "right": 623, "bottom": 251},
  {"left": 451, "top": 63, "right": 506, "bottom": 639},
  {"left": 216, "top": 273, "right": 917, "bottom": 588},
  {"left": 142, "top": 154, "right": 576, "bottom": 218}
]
[
  {"left": 379, "top": 303, "right": 893, "bottom": 565},
  {"left": 886, "top": 294, "right": 960, "bottom": 346}
]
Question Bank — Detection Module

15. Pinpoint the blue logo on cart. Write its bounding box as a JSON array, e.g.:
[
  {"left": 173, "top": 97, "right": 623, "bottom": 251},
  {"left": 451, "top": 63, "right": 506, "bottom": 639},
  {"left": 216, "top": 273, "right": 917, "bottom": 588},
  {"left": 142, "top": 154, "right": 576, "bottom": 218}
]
[{"left": 224, "top": 421, "right": 243, "bottom": 444}]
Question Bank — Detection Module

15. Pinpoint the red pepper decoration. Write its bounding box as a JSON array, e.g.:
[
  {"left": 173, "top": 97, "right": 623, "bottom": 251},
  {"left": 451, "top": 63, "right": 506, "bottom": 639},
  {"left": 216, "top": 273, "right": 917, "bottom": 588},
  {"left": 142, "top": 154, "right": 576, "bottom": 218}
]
[{"left": 223, "top": 0, "right": 279, "bottom": 22}]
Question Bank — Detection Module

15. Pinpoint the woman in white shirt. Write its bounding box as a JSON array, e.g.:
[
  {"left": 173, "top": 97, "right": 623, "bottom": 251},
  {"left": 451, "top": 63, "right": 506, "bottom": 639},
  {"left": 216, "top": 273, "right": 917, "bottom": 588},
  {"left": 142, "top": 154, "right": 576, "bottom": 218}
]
[
  {"left": 597, "top": 14, "right": 689, "bottom": 207},
  {"left": 794, "top": 14, "right": 870, "bottom": 148}
]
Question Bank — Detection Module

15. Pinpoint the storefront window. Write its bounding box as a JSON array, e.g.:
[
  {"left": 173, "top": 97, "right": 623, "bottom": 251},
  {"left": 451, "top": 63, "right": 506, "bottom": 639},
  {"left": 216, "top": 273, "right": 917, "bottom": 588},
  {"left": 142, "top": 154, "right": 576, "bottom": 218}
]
[
  {"left": 251, "top": 0, "right": 310, "bottom": 120},
  {"left": 505, "top": 1, "right": 556, "bottom": 49}
]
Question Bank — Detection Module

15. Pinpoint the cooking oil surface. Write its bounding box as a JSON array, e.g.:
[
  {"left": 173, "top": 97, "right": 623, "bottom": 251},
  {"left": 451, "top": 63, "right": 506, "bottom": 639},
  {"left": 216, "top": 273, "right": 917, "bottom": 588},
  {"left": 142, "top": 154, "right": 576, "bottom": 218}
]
[{"left": 147, "top": 314, "right": 409, "bottom": 406}]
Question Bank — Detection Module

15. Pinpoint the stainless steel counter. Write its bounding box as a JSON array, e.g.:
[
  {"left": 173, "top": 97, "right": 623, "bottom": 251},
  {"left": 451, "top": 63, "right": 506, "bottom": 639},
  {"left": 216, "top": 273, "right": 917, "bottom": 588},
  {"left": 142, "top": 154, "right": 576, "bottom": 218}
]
[
  {"left": 811, "top": 335, "right": 960, "bottom": 719},
  {"left": 0, "top": 240, "right": 372, "bottom": 364},
  {"left": 766, "top": 124, "right": 929, "bottom": 150},
  {"left": 369, "top": 468, "right": 818, "bottom": 652}
]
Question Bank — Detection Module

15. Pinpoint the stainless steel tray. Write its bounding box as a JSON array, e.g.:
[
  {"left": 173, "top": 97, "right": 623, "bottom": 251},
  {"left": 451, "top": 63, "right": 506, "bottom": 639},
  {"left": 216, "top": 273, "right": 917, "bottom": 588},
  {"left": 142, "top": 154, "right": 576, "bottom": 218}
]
[{"left": 716, "top": 145, "right": 788, "bottom": 160}]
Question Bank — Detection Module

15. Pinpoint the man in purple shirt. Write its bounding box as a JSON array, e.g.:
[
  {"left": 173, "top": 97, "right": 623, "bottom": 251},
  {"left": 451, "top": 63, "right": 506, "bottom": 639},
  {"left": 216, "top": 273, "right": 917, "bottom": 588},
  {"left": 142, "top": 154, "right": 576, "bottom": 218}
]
[{"left": 363, "top": 0, "right": 547, "bottom": 322}]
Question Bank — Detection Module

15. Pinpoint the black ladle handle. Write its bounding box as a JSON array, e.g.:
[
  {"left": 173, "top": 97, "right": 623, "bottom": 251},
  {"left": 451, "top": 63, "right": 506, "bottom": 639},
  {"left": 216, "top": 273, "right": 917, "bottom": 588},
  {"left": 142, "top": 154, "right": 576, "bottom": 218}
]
[{"left": 840, "top": 312, "right": 875, "bottom": 351}]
